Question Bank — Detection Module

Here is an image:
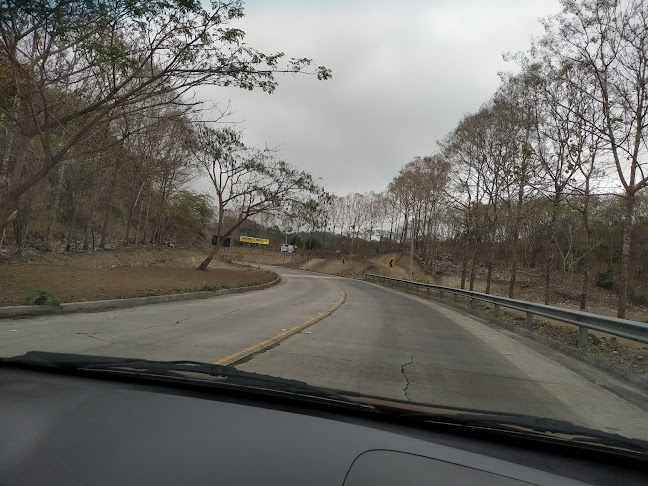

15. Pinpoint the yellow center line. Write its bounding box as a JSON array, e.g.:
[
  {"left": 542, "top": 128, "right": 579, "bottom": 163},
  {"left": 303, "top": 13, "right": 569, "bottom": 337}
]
[
  {"left": 280, "top": 275, "right": 341, "bottom": 279},
  {"left": 213, "top": 282, "right": 346, "bottom": 366}
]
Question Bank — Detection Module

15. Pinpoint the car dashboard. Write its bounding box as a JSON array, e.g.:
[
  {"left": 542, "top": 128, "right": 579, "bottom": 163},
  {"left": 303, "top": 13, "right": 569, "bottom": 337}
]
[{"left": 0, "top": 366, "right": 645, "bottom": 485}]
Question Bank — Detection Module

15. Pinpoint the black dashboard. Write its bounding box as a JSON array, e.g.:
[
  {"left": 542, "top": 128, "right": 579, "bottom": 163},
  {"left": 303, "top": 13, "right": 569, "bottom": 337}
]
[{"left": 0, "top": 366, "right": 645, "bottom": 485}]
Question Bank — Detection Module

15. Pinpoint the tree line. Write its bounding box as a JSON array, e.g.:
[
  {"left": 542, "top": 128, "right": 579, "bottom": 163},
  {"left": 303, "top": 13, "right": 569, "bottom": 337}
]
[
  {"left": 305, "top": 0, "right": 647, "bottom": 318},
  {"left": 2, "top": 0, "right": 647, "bottom": 318},
  {"left": 0, "top": 0, "right": 329, "bottom": 267}
]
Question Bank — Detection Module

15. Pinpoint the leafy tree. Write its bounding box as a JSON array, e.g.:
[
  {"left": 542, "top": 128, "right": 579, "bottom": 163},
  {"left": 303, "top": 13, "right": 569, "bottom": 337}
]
[
  {"left": 192, "top": 124, "right": 323, "bottom": 269},
  {"left": 166, "top": 191, "right": 214, "bottom": 242},
  {"left": 0, "top": 0, "right": 330, "bottom": 233}
]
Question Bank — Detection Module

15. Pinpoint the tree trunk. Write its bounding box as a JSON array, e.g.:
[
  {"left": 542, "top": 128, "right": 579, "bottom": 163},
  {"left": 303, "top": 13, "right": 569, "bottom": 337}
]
[
  {"left": 20, "top": 222, "right": 30, "bottom": 252},
  {"left": 543, "top": 253, "right": 552, "bottom": 305},
  {"left": 460, "top": 238, "right": 469, "bottom": 290},
  {"left": 509, "top": 236, "right": 518, "bottom": 298},
  {"left": 469, "top": 238, "right": 478, "bottom": 291},
  {"left": 83, "top": 194, "right": 98, "bottom": 251},
  {"left": 580, "top": 266, "right": 589, "bottom": 311},
  {"left": 45, "top": 161, "right": 66, "bottom": 251},
  {"left": 198, "top": 243, "right": 221, "bottom": 270},
  {"left": 485, "top": 236, "right": 495, "bottom": 294},
  {"left": 544, "top": 196, "right": 560, "bottom": 305},
  {"left": 617, "top": 193, "right": 634, "bottom": 318},
  {"left": 124, "top": 180, "right": 146, "bottom": 246},
  {"left": 65, "top": 203, "right": 80, "bottom": 252},
  {"left": 100, "top": 162, "right": 120, "bottom": 249},
  {"left": 0, "top": 133, "right": 32, "bottom": 233},
  {"left": 509, "top": 181, "right": 525, "bottom": 297},
  {"left": 0, "top": 99, "right": 17, "bottom": 178},
  {"left": 135, "top": 188, "right": 144, "bottom": 246},
  {"left": 154, "top": 174, "right": 169, "bottom": 245},
  {"left": 143, "top": 182, "right": 153, "bottom": 244},
  {"left": 83, "top": 218, "right": 90, "bottom": 251},
  {"left": 198, "top": 204, "right": 225, "bottom": 270}
]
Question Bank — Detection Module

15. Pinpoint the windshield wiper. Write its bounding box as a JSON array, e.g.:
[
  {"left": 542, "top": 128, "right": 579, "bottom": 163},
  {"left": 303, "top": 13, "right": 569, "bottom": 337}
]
[
  {"left": 1, "top": 351, "right": 373, "bottom": 411},
  {"left": 382, "top": 406, "right": 648, "bottom": 456}
]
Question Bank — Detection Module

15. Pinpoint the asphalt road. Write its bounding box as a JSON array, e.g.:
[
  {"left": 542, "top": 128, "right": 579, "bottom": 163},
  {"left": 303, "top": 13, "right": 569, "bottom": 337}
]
[{"left": 2, "top": 265, "right": 648, "bottom": 440}]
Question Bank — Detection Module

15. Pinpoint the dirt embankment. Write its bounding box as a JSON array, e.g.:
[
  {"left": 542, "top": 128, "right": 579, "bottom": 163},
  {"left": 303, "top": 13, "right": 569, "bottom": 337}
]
[
  {"left": 0, "top": 247, "right": 275, "bottom": 306},
  {"left": 235, "top": 248, "right": 647, "bottom": 322},
  {"left": 234, "top": 248, "right": 429, "bottom": 281}
]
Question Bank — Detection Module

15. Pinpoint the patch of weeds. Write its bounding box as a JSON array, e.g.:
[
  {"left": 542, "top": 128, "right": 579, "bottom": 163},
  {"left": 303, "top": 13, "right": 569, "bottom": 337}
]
[
  {"left": 200, "top": 283, "right": 221, "bottom": 292},
  {"left": 220, "top": 284, "right": 231, "bottom": 290},
  {"left": 25, "top": 290, "right": 61, "bottom": 307}
]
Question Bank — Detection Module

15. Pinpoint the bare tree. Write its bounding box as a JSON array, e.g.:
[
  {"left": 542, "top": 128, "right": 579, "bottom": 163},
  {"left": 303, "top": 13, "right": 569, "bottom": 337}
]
[
  {"left": 0, "top": 0, "right": 330, "bottom": 233},
  {"left": 537, "top": 0, "right": 648, "bottom": 317},
  {"left": 192, "top": 124, "right": 322, "bottom": 269}
]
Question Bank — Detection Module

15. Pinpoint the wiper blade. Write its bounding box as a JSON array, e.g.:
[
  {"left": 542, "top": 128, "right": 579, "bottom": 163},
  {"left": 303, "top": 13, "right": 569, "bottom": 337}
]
[
  {"left": 2, "top": 351, "right": 373, "bottom": 411},
  {"left": 388, "top": 407, "right": 648, "bottom": 455}
]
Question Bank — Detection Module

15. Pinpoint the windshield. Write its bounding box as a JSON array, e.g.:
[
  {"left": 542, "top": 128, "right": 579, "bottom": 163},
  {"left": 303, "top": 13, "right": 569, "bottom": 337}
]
[{"left": 1, "top": 0, "right": 648, "bottom": 452}]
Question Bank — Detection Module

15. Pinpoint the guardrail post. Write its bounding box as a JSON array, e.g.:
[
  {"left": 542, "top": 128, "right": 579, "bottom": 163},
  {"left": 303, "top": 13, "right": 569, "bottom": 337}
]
[
  {"left": 426, "top": 287, "right": 430, "bottom": 296},
  {"left": 525, "top": 312, "right": 534, "bottom": 328},
  {"left": 470, "top": 297, "right": 475, "bottom": 309},
  {"left": 494, "top": 304, "right": 500, "bottom": 317},
  {"left": 578, "top": 326, "right": 589, "bottom": 348}
]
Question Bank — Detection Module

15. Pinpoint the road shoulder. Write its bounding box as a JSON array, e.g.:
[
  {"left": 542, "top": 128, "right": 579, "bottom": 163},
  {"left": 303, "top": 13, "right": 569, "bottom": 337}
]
[{"left": 362, "top": 280, "right": 648, "bottom": 434}]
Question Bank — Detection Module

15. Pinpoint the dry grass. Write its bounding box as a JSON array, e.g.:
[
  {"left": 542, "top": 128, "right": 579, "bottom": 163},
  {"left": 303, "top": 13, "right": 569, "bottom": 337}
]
[{"left": 0, "top": 247, "right": 274, "bottom": 306}]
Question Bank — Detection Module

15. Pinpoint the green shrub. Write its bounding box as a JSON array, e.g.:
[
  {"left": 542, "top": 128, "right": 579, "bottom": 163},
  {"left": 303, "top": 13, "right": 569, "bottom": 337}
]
[
  {"left": 25, "top": 290, "right": 61, "bottom": 307},
  {"left": 596, "top": 268, "right": 615, "bottom": 290}
]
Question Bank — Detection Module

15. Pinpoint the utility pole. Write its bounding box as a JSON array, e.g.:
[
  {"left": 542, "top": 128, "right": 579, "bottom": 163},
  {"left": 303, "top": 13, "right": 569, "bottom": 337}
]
[
  {"left": 283, "top": 230, "right": 288, "bottom": 266},
  {"left": 409, "top": 218, "right": 414, "bottom": 281}
]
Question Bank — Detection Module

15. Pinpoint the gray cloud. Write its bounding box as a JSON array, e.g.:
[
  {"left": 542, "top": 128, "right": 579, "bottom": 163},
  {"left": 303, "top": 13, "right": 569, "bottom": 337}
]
[{"left": 195, "top": 0, "right": 563, "bottom": 195}]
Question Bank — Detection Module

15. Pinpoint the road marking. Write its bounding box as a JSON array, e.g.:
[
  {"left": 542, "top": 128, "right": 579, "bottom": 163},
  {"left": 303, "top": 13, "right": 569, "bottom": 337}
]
[
  {"left": 280, "top": 275, "right": 341, "bottom": 279},
  {"left": 213, "top": 282, "right": 346, "bottom": 366}
]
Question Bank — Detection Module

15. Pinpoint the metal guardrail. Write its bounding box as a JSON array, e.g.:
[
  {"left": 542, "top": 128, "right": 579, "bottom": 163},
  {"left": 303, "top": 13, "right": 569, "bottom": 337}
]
[{"left": 365, "top": 273, "right": 648, "bottom": 348}]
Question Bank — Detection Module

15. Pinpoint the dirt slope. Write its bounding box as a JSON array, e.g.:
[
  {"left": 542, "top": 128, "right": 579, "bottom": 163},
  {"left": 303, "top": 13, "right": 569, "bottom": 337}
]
[{"left": 0, "top": 247, "right": 274, "bottom": 306}]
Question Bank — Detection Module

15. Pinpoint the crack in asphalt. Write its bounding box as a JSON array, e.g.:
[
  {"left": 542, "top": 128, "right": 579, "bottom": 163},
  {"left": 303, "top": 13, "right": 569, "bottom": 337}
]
[
  {"left": 401, "top": 352, "right": 414, "bottom": 401},
  {"left": 222, "top": 305, "right": 254, "bottom": 315},
  {"left": 77, "top": 333, "right": 114, "bottom": 344},
  {"left": 280, "top": 351, "right": 356, "bottom": 362},
  {"left": 289, "top": 299, "right": 318, "bottom": 307}
]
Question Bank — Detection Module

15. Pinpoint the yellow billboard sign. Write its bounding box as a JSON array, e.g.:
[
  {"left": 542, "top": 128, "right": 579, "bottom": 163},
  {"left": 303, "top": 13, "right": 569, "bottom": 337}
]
[{"left": 240, "top": 236, "right": 269, "bottom": 245}]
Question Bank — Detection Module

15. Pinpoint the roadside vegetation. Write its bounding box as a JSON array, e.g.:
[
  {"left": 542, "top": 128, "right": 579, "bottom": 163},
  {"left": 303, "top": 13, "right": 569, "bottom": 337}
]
[
  {"left": 2, "top": 0, "right": 647, "bottom": 321},
  {"left": 0, "top": 0, "right": 328, "bottom": 270},
  {"left": 254, "top": 0, "right": 648, "bottom": 319}
]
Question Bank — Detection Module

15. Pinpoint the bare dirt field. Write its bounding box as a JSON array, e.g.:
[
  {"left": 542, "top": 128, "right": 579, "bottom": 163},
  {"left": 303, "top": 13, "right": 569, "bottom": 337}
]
[{"left": 0, "top": 247, "right": 275, "bottom": 306}]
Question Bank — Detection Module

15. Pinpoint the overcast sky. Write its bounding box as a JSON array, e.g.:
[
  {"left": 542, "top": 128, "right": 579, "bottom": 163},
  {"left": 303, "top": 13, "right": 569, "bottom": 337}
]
[{"left": 195, "top": 0, "right": 563, "bottom": 196}]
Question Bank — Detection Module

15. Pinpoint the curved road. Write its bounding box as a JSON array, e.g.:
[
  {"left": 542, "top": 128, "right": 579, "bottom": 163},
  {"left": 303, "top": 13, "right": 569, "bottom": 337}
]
[{"left": 1, "top": 265, "right": 648, "bottom": 440}]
